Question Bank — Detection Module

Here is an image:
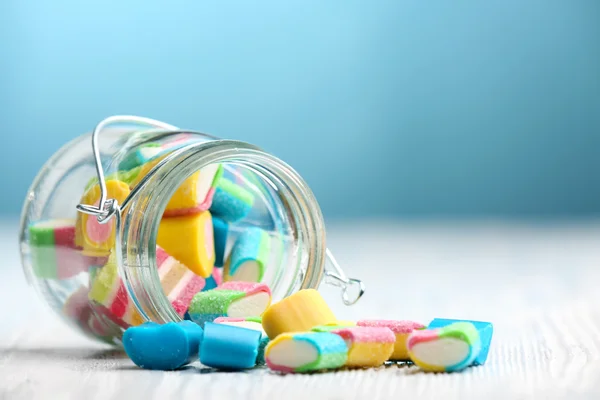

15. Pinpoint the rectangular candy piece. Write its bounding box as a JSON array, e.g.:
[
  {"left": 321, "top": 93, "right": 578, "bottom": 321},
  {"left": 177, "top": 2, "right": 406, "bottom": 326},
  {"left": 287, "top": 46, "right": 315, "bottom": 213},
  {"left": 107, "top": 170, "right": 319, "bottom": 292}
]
[
  {"left": 262, "top": 289, "right": 337, "bottom": 339},
  {"left": 163, "top": 164, "right": 223, "bottom": 217},
  {"left": 188, "top": 281, "right": 272, "bottom": 327},
  {"left": 224, "top": 227, "right": 270, "bottom": 283},
  {"left": 213, "top": 316, "right": 269, "bottom": 365},
  {"left": 312, "top": 321, "right": 356, "bottom": 333},
  {"left": 428, "top": 318, "right": 493, "bottom": 365},
  {"left": 75, "top": 180, "right": 131, "bottom": 257},
  {"left": 29, "top": 219, "right": 98, "bottom": 279},
  {"left": 332, "top": 327, "right": 395, "bottom": 368},
  {"left": 209, "top": 178, "right": 255, "bottom": 222},
  {"left": 212, "top": 217, "right": 229, "bottom": 267},
  {"left": 357, "top": 320, "right": 425, "bottom": 361},
  {"left": 265, "top": 332, "right": 348, "bottom": 373},
  {"left": 200, "top": 322, "right": 262, "bottom": 370},
  {"left": 157, "top": 211, "right": 215, "bottom": 278},
  {"left": 89, "top": 248, "right": 205, "bottom": 326},
  {"left": 408, "top": 322, "right": 481, "bottom": 373}
]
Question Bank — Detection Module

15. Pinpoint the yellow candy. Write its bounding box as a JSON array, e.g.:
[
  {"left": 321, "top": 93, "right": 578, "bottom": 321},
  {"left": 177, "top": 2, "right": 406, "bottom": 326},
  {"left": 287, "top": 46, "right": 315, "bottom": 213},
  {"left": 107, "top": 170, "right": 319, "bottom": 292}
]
[
  {"left": 157, "top": 211, "right": 215, "bottom": 278},
  {"left": 332, "top": 327, "right": 395, "bottom": 368},
  {"left": 75, "top": 180, "right": 130, "bottom": 257},
  {"left": 261, "top": 289, "right": 337, "bottom": 339}
]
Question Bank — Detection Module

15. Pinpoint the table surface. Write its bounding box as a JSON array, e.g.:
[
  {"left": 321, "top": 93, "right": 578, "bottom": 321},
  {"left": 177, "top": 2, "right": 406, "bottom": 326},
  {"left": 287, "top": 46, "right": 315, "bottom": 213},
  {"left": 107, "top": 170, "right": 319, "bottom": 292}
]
[{"left": 1, "top": 219, "right": 599, "bottom": 400}]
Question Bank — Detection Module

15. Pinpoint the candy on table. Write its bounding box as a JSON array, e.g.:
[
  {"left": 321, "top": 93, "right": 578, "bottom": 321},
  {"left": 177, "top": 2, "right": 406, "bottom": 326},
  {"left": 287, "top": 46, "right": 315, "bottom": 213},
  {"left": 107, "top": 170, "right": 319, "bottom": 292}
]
[
  {"left": 118, "top": 142, "right": 162, "bottom": 171},
  {"left": 202, "top": 267, "right": 223, "bottom": 291},
  {"left": 407, "top": 321, "right": 481, "bottom": 373},
  {"left": 200, "top": 322, "right": 262, "bottom": 370},
  {"left": 89, "top": 248, "right": 205, "bottom": 326},
  {"left": 427, "top": 318, "right": 493, "bottom": 365},
  {"left": 265, "top": 332, "right": 348, "bottom": 373},
  {"left": 262, "top": 289, "right": 337, "bottom": 340},
  {"left": 213, "top": 316, "right": 269, "bottom": 365},
  {"left": 157, "top": 211, "right": 215, "bottom": 278},
  {"left": 29, "top": 219, "right": 99, "bottom": 279},
  {"left": 124, "top": 321, "right": 204, "bottom": 370},
  {"left": 75, "top": 180, "right": 131, "bottom": 257},
  {"left": 188, "top": 281, "right": 271, "bottom": 327},
  {"left": 312, "top": 321, "right": 356, "bottom": 333},
  {"left": 212, "top": 217, "right": 229, "bottom": 267},
  {"left": 357, "top": 320, "right": 425, "bottom": 361},
  {"left": 223, "top": 227, "right": 271, "bottom": 283},
  {"left": 209, "top": 178, "right": 255, "bottom": 222},
  {"left": 331, "top": 327, "right": 395, "bottom": 368}
]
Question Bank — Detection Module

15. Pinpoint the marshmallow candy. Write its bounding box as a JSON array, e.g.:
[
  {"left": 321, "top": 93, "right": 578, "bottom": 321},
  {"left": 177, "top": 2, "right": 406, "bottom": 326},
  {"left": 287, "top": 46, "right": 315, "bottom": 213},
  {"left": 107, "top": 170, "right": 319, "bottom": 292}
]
[
  {"left": 89, "top": 248, "right": 205, "bottom": 326},
  {"left": 428, "top": 318, "right": 493, "bottom": 365},
  {"left": 75, "top": 180, "right": 131, "bottom": 257},
  {"left": 200, "top": 322, "right": 262, "bottom": 370},
  {"left": 214, "top": 316, "right": 269, "bottom": 365},
  {"left": 124, "top": 321, "right": 204, "bottom": 370},
  {"left": 357, "top": 320, "right": 425, "bottom": 360},
  {"left": 262, "top": 289, "right": 337, "bottom": 340},
  {"left": 162, "top": 164, "right": 223, "bottom": 217},
  {"left": 265, "top": 332, "right": 348, "bottom": 373},
  {"left": 157, "top": 211, "right": 215, "bottom": 278},
  {"left": 188, "top": 281, "right": 271, "bottom": 327},
  {"left": 29, "top": 219, "right": 98, "bottom": 279},
  {"left": 224, "top": 227, "right": 270, "bottom": 283},
  {"left": 312, "top": 321, "right": 356, "bottom": 333},
  {"left": 209, "top": 178, "right": 255, "bottom": 222},
  {"left": 407, "top": 322, "right": 481, "bottom": 373},
  {"left": 332, "top": 327, "right": 395, "bottom": 368}
]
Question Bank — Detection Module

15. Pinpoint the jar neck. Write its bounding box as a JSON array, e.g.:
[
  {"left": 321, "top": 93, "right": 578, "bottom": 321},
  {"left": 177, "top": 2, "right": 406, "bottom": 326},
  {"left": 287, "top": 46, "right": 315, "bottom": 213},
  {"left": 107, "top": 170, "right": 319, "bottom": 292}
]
[{"left": 120, "top": 139, "right": 326, "bottom": 323}]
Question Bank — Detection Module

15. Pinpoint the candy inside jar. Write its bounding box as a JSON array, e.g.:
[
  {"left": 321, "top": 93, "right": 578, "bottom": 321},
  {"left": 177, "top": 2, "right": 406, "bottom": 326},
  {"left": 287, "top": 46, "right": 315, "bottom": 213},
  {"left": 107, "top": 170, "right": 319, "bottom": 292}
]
[{"left": 20, "top": 116, "right": 362, "bottom": 346}]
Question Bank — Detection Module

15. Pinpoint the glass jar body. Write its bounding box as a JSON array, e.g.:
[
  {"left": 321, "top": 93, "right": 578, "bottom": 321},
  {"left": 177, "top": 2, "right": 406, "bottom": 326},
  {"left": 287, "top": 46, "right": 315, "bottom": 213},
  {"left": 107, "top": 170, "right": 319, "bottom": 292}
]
[{"left": 19, "top": 117, "right": 327, "bottom": 345}]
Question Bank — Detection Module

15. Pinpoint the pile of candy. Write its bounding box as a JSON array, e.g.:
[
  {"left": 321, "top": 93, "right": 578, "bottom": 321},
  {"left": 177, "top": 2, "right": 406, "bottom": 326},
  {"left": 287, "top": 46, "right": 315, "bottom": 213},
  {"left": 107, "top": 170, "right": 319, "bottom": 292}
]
[{"left": 124, "top": 286, "right": 493, "bottom": 374}]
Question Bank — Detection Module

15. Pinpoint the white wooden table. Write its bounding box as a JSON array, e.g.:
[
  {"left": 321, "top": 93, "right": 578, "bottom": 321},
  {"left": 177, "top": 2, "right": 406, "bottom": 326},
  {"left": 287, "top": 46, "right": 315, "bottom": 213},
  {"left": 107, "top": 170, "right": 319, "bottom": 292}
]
[{"left": 1, "top": 220, "right": 599, "bottom": 399}]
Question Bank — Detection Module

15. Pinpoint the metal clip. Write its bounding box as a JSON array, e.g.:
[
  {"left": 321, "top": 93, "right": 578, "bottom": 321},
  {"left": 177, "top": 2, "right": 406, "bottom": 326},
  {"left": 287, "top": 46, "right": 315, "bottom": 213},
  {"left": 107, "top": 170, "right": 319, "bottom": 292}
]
[{"left": 324, "top": 248, "right": 365, "bottom": 305}]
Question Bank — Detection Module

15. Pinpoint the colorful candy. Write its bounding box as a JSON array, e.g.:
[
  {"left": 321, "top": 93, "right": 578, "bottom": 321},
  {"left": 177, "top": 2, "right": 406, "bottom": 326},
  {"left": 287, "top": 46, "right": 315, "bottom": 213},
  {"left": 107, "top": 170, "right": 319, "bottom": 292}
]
[
  {"left": 163, "top": 164, "right": 223, "bottom": 217},
  {"left": 200, "top": 322, "right": 262, "bottom": 370},
  {"left": 210, "top": 178, "right": 255, "bottom": 222},
  {"left": 188, "top": 282, "right": 272, "bottom": 327},
  {"left": 224, "top": 227, "right": 270, "bottom": 283},
  {"left": 29, "top": 219, "right": 99, "bottom": 279},
  {"left": 213, "top": 316, "right": 270, "bottom": 365},
  {"left": 157, "top": 211, "right": 215, "bottom": 278},
  {"left": 118, "top": 143, "right": 162, "bottom": 171},
  {"left": 212, "top": 217, "right": 229, "bottom": 267},
  {"left": 75, "top": 180, "right": 131, "bottom": 257},
  {"left": 262, "top": 289, "right": 337, "bottom": 339},
  {"left": 312, "top": 321, "right": 356, "bottom": 333},
  {"left": 331, "top": 327, "right": 395, "bottom": 368},
  {"left": 123, "top": 321, "right": 203, "bottom": 370},
  {"left": 265, "top": 332, "right": 347, "bottom": 373},
  {"left": 428, "top": 318, "right": 493, "bottom": 365},
  {"left": 357, "top": 319, "right": 425, "bottom": 360},
  {"left": 202, "top": 267, "right": 223, "bottom": 291},
  {"left": 407, "top": 322, "right": 481, "bottom": 373}
]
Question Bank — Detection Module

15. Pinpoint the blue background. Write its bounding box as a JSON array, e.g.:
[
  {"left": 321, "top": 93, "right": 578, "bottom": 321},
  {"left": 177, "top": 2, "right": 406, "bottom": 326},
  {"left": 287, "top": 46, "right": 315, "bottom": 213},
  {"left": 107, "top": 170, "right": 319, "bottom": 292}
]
[{"left": 1, "top": 1, "right": 599, "bottom": 219}]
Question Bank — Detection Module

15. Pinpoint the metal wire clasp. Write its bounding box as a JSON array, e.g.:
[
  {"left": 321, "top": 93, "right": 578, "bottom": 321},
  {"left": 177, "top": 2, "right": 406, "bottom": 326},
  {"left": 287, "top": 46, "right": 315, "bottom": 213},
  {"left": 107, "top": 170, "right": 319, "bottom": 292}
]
[{"left": 324, "top": 248, "right": 365, "bottom": 305}]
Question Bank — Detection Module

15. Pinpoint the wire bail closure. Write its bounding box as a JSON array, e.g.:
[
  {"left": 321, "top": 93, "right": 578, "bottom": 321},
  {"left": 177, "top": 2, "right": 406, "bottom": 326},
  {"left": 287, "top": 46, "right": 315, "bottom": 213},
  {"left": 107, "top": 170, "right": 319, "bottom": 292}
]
[{"left": 76, "top": 115, "right": 365, "bottom": 308}]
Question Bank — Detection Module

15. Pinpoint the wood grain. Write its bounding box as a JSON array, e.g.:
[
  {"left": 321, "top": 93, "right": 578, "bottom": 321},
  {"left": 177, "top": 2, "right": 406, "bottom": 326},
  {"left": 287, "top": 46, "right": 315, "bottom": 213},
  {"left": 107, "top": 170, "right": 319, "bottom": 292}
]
[{"left": 1, "top": 221, "right": 599, "bottom": 399}]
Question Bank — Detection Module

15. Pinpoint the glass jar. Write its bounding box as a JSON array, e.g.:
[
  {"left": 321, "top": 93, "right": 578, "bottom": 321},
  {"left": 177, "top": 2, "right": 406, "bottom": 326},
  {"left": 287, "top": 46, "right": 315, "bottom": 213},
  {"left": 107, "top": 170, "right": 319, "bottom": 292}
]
[{"left": 19, "top": 115, "right": 364, "bottom": 346}]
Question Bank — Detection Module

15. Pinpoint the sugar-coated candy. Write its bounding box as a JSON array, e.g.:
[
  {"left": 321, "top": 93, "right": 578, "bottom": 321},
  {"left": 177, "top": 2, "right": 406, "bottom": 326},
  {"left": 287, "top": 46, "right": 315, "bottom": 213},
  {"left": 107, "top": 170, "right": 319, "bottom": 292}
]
[
  {"left": 212, "top": 217, "right": 229, "bottom": 267},
  {"left": 265, "top": 332, "right": 347, "bottom": 373},
  {"left": 124, "top": 321, "right": 203, "bottom": 370},
  {"left": 357, "top": 319, "right": 425, "bottom": 360},
  {"left": 407, "top": 322, "right": 481, "bottom": 373},
  {"left": 428, "top": 318, "right": 493, "bottom": 365},
  {"left": 202, "top": 268, "right": 223, "bottom": 291},
  {"left": 162, "top": 164, "right": 223, "bottom": 217},
  {"left": 214, "top": 316, "right": 269, "bottom": 365},
  {"left": 75, "top": 180, "right": 131, "bottom": 257},
  {"left": 224, "top": 227, "right": 270, "bottom": 283},
  {"left": 89, "top": 249, "right": 205, "bottom": 326},
  {"left": 331, "top": 327, "right": 395, "bottom": 368},
  {"left": 188, "top": 281, "right": 271, "bottom": 327},
  {"left": 29, "top": 219, "right": 100, "bottom": 279},
  {"left": 262, "top": 289, "right": 337, "bottom": 339},
  {"left": 200, "top": 322, "right": 262, "bottom": 370},
  {"left": 118, "top": 142, "right": 162, "bottom": 171},
  {"left": 209, "top": 178, "right": 255, "bottom": 222},
  {"left": 157, "top": 211, "right": 215, "bottom": 278},
  {"left": 312, "top": 321, "right": 356, "bottom": 333}
]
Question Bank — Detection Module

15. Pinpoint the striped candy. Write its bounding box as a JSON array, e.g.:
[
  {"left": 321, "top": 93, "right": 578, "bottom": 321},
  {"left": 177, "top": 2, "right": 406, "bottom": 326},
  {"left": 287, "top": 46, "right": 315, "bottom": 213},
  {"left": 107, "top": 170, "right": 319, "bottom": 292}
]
[
  {"left": 332, "top": 327, "right": 395, "bottom": 367},
  {"left": 188, "top": 281, "right": 271, "bottom": 327},
  {"left": 357, "top": 319, "right": 425, "bottom": 360},
  {"left": 427, "top": 318, "right": 493, "bottom": 365},
  {"left": 209, "top": 178, "right": 255, "bottom": 222},
  {"left": 224, "top": 227, "right": 270, "bottom": 283},
  {"left": 265, "top": 332, "right": 348, "bottom": 373}
]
